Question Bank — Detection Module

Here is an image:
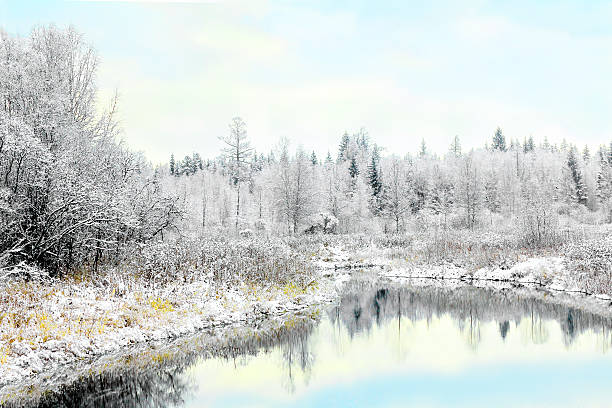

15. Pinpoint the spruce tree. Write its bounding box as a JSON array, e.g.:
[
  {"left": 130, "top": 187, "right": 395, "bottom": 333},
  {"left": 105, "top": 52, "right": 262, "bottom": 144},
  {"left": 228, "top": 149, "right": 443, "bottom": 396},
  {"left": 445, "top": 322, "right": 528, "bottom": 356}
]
[
  {"left": 567, "top": 147, "right": 587, "bottom": 205},
  {"left": 181, "top": 155, "right": 194, "bottom": 176},
  {"left": 337, "top": 132, "right": 350, "bottom": 163},
  {"left": 449, "top": 135, "right": 461, "bottom": 156},
  {"left": 192, "top": 152, "right": 203, "bottom": 172},
  {"left": 169, "top": 154, "right": 175, "bottom": 176},
  {"left": 368, "top": 146, "right": 382, "bottom": 198},
  {"left": 310, "top": 150, "right": 318, "bottom": 165},
  {"left": 419, "top": 138, "right": 427, "bottom": 157},
  {"left": 492, "top": 127, "right": 506, "bottom": 152},
  {"left": 596, "top": 146, "right": 611, "bottom": 204},
  {"left": 348, "top": 156, "right": 359, "bottom": 178},
  {"left": 526, "top": 135, "right": 535, "bottom": 152}
]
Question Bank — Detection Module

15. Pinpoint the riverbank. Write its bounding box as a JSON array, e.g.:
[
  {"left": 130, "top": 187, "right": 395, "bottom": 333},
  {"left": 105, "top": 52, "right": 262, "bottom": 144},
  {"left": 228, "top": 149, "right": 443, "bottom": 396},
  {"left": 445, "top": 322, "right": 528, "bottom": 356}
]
[
  {"left": 2, "top": 233, "right": 612, "bottom": 405},
  {"left": 0, "top": 236, "right": 331, "bottom": 398},
  {"left": 312, "top": 233, "right": 612, "bottom": 302},
  {"left": 0, "top": 272, "right": 338, "bottom": 403}
]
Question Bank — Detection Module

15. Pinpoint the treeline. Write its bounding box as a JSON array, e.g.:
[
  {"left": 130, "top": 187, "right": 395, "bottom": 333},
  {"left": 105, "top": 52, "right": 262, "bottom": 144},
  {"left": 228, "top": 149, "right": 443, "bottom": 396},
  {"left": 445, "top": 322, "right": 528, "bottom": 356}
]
[
  {"left": 168, "top": 123, "right": 612, "bottom": 242},
  {"left": 0, "top": 26, "right": 180, "bottom": 274}
]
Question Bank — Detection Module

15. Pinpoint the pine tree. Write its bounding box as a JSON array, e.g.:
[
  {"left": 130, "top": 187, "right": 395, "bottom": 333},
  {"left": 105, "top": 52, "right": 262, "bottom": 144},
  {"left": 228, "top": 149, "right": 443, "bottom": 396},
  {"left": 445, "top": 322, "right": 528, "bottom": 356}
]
[
  {"left": 337, "top": 132, "right": 350, "bottom": 163},
  {"left": 449, "top": 135, "right": 461, "bottom": 156},
  {"left": 348, "top": 156, "right": 359, "bottom": 178},
  {"left": 180, "top": 155, "right": 194, "bottom": 176},
  {"left": 567, "top": 147, "right": 587, "bottom": 205},
  {"left": 355, "top": 127, "right": 369, "bottom": 151},
  {"left": 583, "top": 145, "right": 590, "bottom": 163},
  {"left": 419, "top": 138, "right": 427, "bottom": 157},
  {"left": 525, "top": 135, "right": 535, "bottom": 152},
  {"left": 169, "top": 154, "right": 175, "bottom": 176},
  {"left": 310, "top": 150, "right": 318, "bottom": 165},
  {"left": 492, "top": 127, "right": 506, "bottom": 152},
  {"left": 367, "top": 147, "right": 383, "bottom": 215},
  {"left": 560, "top": 138, "right": 568, "bottom": 151},
  {"left": 192, "top": 152, "right": 202, "bottom": 172},
  {"left": 325, "top": 151, "right": 333, "bottom": 164},
  {"left": 368, "top": 146, "right": 382, "bottom": 195},
  {"left": 596, "top": 145, "right": 611, "bottom": 204}
]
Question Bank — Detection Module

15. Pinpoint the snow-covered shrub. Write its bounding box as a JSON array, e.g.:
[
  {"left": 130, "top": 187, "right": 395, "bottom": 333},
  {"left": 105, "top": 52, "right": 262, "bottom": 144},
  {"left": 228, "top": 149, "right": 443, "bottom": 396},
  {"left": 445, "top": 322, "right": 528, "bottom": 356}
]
[
  {"left": 115, "top": 235, "right": 314, "bottom": 287},
  {"left": 519, "top": 181, "right": 560, "bottom": 248},
  {"left": 254, "top": 219, "right": 267, "bottom": 231},
  {"left": 239, "top": 229, "right": 253, "bottom": 238},
  {"left": 564, "top": 237, "right": 612, "bottom": 295},
  {"left": 304, "top": 212, "right": 339, "bottom": 234}
]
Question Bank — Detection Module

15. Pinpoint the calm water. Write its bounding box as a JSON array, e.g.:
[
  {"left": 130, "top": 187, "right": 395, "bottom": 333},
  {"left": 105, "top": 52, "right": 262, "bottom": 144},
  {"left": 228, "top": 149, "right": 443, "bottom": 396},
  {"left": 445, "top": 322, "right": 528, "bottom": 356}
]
[{"left": 17, "top": 280, "right": 612, "bottom": 408}]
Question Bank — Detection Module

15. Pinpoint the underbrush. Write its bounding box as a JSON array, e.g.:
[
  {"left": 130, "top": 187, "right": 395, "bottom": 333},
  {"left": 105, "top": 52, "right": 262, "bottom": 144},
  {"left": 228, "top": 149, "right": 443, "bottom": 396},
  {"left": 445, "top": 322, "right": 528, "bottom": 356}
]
[
  {"left": 292, "top": 230, "right": 558, "bottom": 270},
  {"left": 0, "top": 235, "right": 317, "bottom": 370},
  {"left": 564, "top": 237, "right": 612, "bottom": 295},
  {"left": 111, "top": 235, "right": 314, "bottom": 288}
]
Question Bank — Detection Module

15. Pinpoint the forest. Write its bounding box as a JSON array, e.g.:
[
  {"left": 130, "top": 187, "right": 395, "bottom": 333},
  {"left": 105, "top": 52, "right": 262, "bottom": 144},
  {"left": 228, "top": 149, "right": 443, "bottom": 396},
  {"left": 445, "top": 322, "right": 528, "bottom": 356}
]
[{"left": 1, "top": 26, "right": 612, "bottom": 277}]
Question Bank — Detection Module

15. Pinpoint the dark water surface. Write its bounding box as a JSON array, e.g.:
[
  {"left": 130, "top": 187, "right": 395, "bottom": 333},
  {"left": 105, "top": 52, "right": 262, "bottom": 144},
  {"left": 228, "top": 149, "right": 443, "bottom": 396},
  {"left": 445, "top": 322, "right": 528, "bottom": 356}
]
[{"left": 12, "top": 280, "right": 612, "bottom": 408}]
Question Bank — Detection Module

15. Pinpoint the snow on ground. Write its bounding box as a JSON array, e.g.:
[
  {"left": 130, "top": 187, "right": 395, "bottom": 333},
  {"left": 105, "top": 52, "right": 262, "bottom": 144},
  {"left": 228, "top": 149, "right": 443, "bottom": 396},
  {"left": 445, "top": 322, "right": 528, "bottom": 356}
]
[{"left": 0, "top": 275, "right": 339, "bottom": 398}]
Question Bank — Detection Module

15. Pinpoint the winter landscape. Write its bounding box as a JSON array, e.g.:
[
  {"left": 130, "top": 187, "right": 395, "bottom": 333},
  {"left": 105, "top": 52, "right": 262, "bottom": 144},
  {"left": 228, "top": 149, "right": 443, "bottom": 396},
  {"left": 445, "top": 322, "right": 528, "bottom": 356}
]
[{"left": 1, "top": 1, "right": 612, "bottom": 407}]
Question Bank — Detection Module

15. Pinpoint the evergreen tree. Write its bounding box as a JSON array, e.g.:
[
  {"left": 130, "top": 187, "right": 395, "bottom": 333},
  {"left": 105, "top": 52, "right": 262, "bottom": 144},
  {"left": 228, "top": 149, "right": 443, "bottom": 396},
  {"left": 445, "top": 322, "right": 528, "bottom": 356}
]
[
  {"left": 310, "top": 150, "right": 318, "bottom": 165},
  {"left": 524, "top": 135, "right": 535, "bottom": 153},
  {"left": 560, "top": 138, "right": 568, "bottom": 151},
  {"left": 367, "top": 146, "right": 383, "bottom": 215},
  {"left": 567, "top": 147, "right": 587, "bottom": 205},
  {"left": 368, "top": 146, "right": 382, "bottom": 196},
  {"left": 582, "top": 145, "right": 590, "bottom": 163},
  {"left": 180, "top": 155, "right": 194, "bottom": 176},
  {"left": 337, "top": 132, "right": 350, "bottom": 163},
  {"left": 596, "top": 146, "right": 611, "bottom": 204},
  {"left": 419, "top": 138, "right": 427, "bottom": 157},
  {"left": 449, "top": 135, "right": 461, "bottom": 156},
  {"left": 348, "top": 156, "right": 359, "bottom": 178},
  {"left": 355, "top": 128, "right": 369, "bottom": 151},
  {"left": 169, "top": 154, "right": 175, "bottom": 176},
  {"left": 492, "top": 127, "right": 506, "bottom": 152},
  {"left": 267, "top": 151, "right": 276, "bottom": 164},
  {"left": 509, "top": 138, "right": 517, "bottom": 150},
  {"left": 192, "top": 152, "right": 203, "bottom": 172},
  {"left": 325, "top": 151, "right": 333, "bottom": 164}
]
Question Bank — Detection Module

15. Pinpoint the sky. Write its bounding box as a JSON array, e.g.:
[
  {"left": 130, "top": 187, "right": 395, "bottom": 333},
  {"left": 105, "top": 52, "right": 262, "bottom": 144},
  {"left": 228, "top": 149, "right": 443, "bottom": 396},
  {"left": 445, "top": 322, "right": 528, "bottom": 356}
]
[{"left": 1, "top": 0, "right": 612, "bottom": 163}]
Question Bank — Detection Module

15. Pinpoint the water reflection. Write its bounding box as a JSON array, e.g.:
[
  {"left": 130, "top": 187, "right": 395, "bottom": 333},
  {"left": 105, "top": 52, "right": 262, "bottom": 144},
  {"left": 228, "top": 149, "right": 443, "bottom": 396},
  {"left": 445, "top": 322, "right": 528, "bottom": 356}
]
[{"left": 7, "top": 281, "right": 612, "bottom": 408}]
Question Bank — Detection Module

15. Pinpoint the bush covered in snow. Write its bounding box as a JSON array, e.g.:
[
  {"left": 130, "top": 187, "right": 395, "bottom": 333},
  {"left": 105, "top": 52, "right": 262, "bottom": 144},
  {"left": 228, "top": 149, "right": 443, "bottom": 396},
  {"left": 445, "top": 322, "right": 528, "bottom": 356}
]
[
  {"left": 239, "top": 229, "right": 253, "bottom": 238},
  {"left": 304, "top": 212, "right": 339, "bottom": 234},
  {"left": 113, "top": 235, "right": 314, "bottom": 288},
  {"left": 564, "top": 237, "right": 612, "bottom": 294}
]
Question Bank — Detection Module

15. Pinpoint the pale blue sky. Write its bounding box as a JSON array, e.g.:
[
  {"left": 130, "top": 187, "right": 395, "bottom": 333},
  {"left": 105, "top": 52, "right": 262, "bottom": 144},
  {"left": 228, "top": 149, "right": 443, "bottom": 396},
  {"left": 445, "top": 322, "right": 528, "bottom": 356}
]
[{"left": 1, "top": 0, "right": 611, "bottom": 162}]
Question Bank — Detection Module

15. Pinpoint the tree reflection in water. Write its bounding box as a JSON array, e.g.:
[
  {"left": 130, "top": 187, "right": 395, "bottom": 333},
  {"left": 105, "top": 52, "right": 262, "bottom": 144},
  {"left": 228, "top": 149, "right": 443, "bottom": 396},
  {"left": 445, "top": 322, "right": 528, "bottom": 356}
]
[{"left": 7, "top": 280, "right": 612, "bottom": 408}]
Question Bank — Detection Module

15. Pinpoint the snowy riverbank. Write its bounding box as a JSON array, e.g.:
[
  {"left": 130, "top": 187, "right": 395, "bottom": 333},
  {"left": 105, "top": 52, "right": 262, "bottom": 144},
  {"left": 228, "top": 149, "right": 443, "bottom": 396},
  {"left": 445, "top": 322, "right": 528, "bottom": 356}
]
[
  {"left": 316, "top": 244, "right": 612, "bottom": 303},
  {"left": 0, "top": 274, "right": 338, "bottom": 401}
]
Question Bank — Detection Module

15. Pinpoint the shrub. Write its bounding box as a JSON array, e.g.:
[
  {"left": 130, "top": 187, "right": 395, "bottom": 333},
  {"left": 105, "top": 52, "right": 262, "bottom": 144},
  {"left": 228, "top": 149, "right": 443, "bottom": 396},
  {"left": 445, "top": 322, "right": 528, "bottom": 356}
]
[{"left": 564, "top": 237, "right": 612, "bottom": 295}]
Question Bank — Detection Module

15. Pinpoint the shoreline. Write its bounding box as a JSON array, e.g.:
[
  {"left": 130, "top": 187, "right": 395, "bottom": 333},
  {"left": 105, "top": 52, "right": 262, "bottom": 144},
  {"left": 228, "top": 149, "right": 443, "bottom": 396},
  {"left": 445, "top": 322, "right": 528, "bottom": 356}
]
[{"left": 2, "top": 253, "right": 612, "bottom": 405}]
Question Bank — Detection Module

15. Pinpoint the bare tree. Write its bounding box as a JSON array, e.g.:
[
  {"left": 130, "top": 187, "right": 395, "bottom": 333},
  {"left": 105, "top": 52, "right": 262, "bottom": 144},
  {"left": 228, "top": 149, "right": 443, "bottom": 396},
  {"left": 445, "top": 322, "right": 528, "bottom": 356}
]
[
  {"left": 382, "top": 157, "right": 411, "bottom": 233},
  {"left": 220, "top": 117, "right": 253, "bottom": 231}
]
